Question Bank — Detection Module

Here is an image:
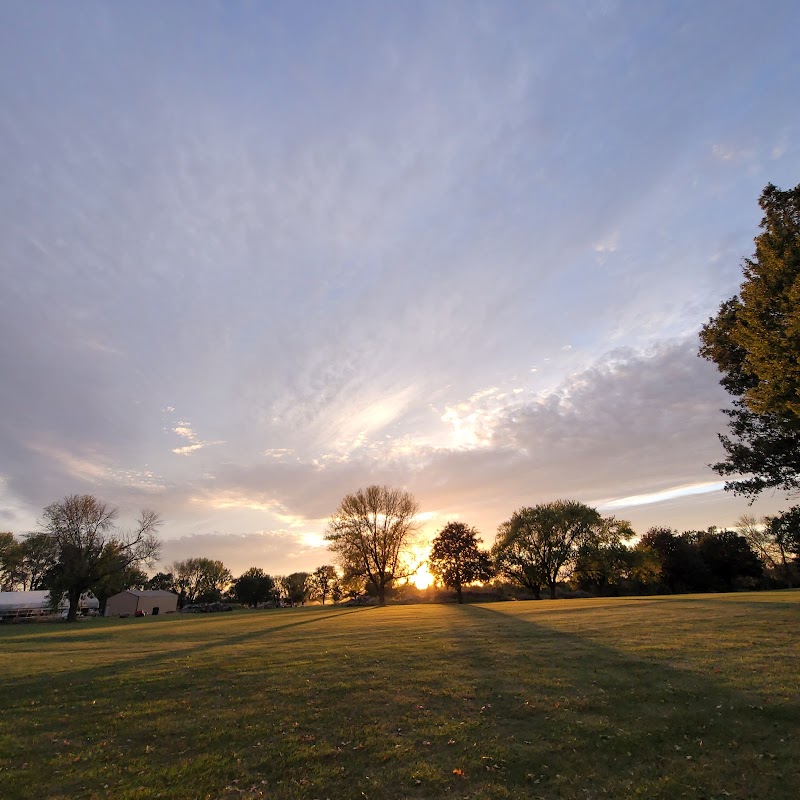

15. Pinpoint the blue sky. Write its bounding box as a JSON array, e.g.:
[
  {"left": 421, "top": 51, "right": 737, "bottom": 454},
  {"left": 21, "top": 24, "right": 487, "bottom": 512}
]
[{"left": 1, "top": 1, "right": 799, "bottom": 576}]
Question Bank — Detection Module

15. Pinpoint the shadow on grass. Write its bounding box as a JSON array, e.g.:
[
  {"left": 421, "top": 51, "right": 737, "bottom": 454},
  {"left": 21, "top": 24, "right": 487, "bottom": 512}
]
[
  {"left": 1, "top": 601, "right": 797, "bottom": 800},
  {"left": 443, "top": 603, "right": 798, "bottom": 799},
  {"left": 0, "top": 606, "right": 375, "bottom": 693}
]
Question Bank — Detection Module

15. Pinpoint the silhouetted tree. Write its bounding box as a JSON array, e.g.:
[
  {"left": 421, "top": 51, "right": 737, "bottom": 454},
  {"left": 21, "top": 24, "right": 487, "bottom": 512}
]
[
  {"left": 233, "top": 567, "right": 276, "bottom": 607},
  {"left": 494, "top": 501, "right": 617, "bottom": 599},
  {"left": 573, "top": 517, "right": 636, "bottom": 594},
  {"left": 326, "top": 485, "right": 419, "bottom": 606},
  {"left": 40, "top": 496, "right": 161, "bottom": 621},
  {"left": 695, "top": 529, "right": 762, "bottom": 591},
  {"left": 429, "top": 522, "right": 493, "bottom": 603},
  {"left": 19, "top": 532, "right": 60, "bottom": 590},
  {"left": 309, "top": 565, "right": 338, "bottom": 604},
  {"left": 147, "top": 571, "right": 177, "bottom": 592},
  {"left": 764, "top": 507, "right": 800, "bottom": 586},
  {"left": 640, "top": 527, "right": 709, "bottom": 593},
  {"left": 0, "top": 532, "right": 23, "bottom": 590},
  {"left": 699, "top": 182, "right": 800, "bottom": 498},
  {"left": 171, "top": 557, "right": 232, "bottom": 605},
  {"left": 282, "top": 572, "right": 310, "bottom": 606}
]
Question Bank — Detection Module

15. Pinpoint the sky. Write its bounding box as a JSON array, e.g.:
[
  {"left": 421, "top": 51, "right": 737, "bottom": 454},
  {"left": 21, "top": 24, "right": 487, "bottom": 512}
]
[{"left": 1, "top": 1, "right": 799, "bottom": 578}]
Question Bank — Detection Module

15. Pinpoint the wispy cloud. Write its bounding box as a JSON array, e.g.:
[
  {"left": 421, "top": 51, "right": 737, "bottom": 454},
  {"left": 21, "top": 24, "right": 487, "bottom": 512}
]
[
  {"left": 170, "top": 421, "right": 224, "bottom": 456},
  {"left": 598, "top": 481, "right": 726, "bottom": 510}
]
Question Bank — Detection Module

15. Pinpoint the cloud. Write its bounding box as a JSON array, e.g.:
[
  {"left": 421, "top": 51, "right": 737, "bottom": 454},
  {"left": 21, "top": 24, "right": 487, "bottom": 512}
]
[
  {"left": 170, "top": 421, "right": 224, "bottom": 456},
  {"left": 599, "top": 481, "right": 726, "bottom": 510}
]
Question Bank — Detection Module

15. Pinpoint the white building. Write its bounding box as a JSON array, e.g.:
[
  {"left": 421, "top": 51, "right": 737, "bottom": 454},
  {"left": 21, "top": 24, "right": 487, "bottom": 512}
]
[{"left": 0, "top": 590, "right": 99, "bottom": 620}]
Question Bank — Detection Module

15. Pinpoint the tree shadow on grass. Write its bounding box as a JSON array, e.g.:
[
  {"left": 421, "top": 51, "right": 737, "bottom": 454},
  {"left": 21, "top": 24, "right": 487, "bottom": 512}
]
[{"left": 443, "top": 603, "right": 798, "bottom": 800}]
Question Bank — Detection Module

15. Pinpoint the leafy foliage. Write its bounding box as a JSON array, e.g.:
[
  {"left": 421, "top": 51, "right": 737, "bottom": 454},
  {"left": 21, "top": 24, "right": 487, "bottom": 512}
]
[
  {"left": 428, "top": 522, "right": 493, "bottom": 603},
  {"left": 0, "top": 532, "right": 24, "bottom": 591},
  {"left": 309, "top": 565, "right": 338, "bottom": 604},
  {"left": 40, "top": 495, "right": 161, "bottom": 621},
  {"left": 281, "top": 572, "right": 310, "bottom": 606},
  {"left": 573, "top": 518, "right": 636, "bottom": 594},
  {"left": 699, "top": 182, "right": 800, "bottom": 497},
  {"left": 640, "top": 526, "right": 764, "bottom": 593},
  {"left": 171, "top": 557, "right": 232, "bottom": 606},
  {"left": 233, "top": 567, "right": 276, "bottom": 607},
  {"left": 493, "top": 500, "right": 615, "bottom": 599}
]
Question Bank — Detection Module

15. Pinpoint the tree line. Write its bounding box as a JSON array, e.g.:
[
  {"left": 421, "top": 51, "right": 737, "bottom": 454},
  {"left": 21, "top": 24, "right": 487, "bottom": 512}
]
[
  {"left": 1, "top": 488, "right": 798, "bottom": 618},
  {"left": 326, "top": 486, "right": 799, "bottom": 605},
  {"left": 0, "top": 510, "right": 344, "bottom": 615},
  {"left": 147, "top": 561, "right": 342, "bottom": 609}
]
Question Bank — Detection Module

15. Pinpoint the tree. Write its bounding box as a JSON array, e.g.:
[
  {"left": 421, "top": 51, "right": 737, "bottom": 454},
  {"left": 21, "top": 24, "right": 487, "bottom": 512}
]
[
  {"left": 640, "top": 527, "right": 709, "bottom": 593},
  {"left": 19, "top": 532, "right": 60, "bottom": 590},
  {"left": 40, "top": 495, "right": 161, "bottom": 621},
  {"left": 171, "top": 558, "right": 232, "bottom": 605},
  {"left": 0, "top": 532, "right": 24, "bottom": 590},
  {"left": 147, "top": 571, "right": 177, "bottom": 592},
  {"left": 699, "top": 182, "right": 800, "bottom": 498},
  {"left": 695, "top": 529, "right": 762, "bottom": 592},
  {"left": 281, "top": 572, "right": 310, "bottom": 606},
  {"left": 573, "top": 517, "right": 636, "bottom": 594},
  {"left": 762, "top": 508, "right": 800, "bottom": 586},
  {"left": 326, "top": 485, "right": 419, "bottom": 606},
  {"left": 429, "top": 522, "right": 493, "bottom": 603},
  {"left": 234, "top": 567, "right": 276, "bottom": 607},
  {"left": 309, "top": 565, "right": 338, "bottom": 604},
  {"left": 89, "top": 546, "right": 148, "bottom": 614},
  {"left": 493, "top": 501, "right": 614, "bottom": 599}
]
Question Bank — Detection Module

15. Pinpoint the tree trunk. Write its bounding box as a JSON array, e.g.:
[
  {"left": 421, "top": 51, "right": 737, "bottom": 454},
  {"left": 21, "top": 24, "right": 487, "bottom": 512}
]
[
  {"left": 66, "top": 588, "right": 80, "bottom": 622},
  {"left": 456, "top": 583, "right": 463, "bottom": 604},
  {"left": 377, "top": 584, "right": 386, "bottom": 606},
  {"left": 533, "top": 585, "right": 541, "bottom": 600},
  {"left": 549, "top": 582, "right": 557, "bottom": 600}
]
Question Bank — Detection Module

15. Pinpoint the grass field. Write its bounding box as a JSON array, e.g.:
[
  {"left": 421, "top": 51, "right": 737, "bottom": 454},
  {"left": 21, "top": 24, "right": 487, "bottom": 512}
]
[{"left": 1, "top": 592, "right": 798, "bottom": 800}]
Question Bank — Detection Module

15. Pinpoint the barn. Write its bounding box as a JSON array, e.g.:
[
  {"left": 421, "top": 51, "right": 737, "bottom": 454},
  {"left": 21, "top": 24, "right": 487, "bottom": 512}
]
[{"left": 105, "top": 589, "right": 178, "bottom": 617}]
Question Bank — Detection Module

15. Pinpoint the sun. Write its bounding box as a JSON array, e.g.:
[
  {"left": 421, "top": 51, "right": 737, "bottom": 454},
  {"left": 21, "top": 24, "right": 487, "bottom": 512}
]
[
  {"left": 406, "top": 543, "right": 435, "bottom": 589},
  {"left": 412, "top": 563, "right": 435, "bottom": 590}
]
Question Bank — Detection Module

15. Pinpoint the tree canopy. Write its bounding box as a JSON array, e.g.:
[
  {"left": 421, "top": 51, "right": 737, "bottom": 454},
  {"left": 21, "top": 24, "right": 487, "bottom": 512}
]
[
  {"left": 699, "top": 182, "right": 800, "bottom": 497},
  {"left": 171, "top": 557, "right": 232, "bottom": 606},
  {"left": 309, "top": 565, "right": 338, "bottom": 604},
  {"left": 40, "top": 495, "right": 161, "bottom": 621},
  {"left": 493, "top": 500, "right": 621, "bottom": 599},
  {"left": 429, "top": 522, "right": 493, "bottom": 603},
  {"left": 233, "top": 567, "right": 276, "bottom": 607},
  {"left": 326, "top": 485, "right": 419, "bottom": 606}
]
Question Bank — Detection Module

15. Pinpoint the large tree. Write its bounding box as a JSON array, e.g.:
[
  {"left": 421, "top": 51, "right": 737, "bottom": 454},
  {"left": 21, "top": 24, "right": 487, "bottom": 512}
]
[
  {"left": 281, "top": 572, "right": 311, "bottom": 606},
  {"left": 429, "top": 522, "right": 493, "bottom": 603},
  {"left": 573, "top": 517, "right": 636, "bottom": 594},
  {"left": 19, "top": 532, "right": 60, "bottom": 590},
  {"left": 326, "top": 485, "right": 419, "bottom": 606},
  {"left": 40, "top": 495, "right": 161, "bottom": 621},
  {"left": 309, "top": 565, "right": 338, "bottom": 605},
  {"left": 171, "top": 557, "right": 232, "bottom": 605},
  {"left": 0, "top": 532, "right": 24, "bottom": 591},
  {"left": 699, "top": 182, "right": 800, "bottom": 498},
  {"left": 233, "top": 567, "right": 276, "bottom": 607},
  {"left": 493, "top": 501, "right": 618, "bottom": 599}
]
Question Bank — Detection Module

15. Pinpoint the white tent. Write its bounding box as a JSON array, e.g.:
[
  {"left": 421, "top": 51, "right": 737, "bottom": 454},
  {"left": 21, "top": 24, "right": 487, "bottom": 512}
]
[{"left": 0, "top": 590, "right": 99, "bottom": 619}]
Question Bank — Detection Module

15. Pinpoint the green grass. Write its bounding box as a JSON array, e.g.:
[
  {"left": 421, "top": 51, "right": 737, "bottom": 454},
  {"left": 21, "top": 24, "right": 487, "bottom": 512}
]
[{"left": 1, "top": 591, "right": 798, "bottom": 800}]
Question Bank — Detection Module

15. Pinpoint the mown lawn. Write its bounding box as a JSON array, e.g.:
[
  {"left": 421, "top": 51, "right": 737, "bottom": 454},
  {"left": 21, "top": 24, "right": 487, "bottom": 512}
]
[{"left": 1, "top": 591, "right": 798, "bottom": 800}]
